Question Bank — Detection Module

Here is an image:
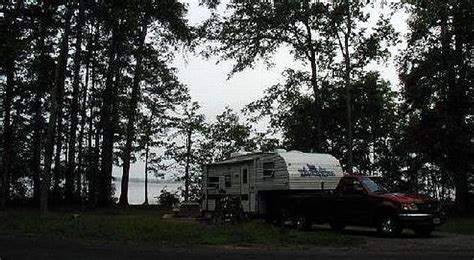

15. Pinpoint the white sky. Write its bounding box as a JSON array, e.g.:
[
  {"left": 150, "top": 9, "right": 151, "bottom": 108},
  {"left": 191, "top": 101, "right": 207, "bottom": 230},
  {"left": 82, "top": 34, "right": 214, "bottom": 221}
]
[
  {"left": 175, "top": 0, "right": 409, "bottom": 119},
  {"left": 114, "top": 1, "right": 410, "bottom": 180}
]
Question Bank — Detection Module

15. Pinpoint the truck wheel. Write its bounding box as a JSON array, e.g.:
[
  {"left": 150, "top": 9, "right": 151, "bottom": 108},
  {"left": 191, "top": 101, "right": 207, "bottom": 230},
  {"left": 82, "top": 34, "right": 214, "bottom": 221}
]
[
  {"left": 329, "top": 222, "right": 346, "bottom": 232},
  {"left": 413, "top": 226, "right": 434, "bottom": 237},
  {"left": 295, "top": 215, "right": 311, "bottom": 231},
  {"left": 274, "top": 209, "right": 290, "bottom": 227},
  {"left": 377, "top": 215, "right": 401, "bottom": 237}
]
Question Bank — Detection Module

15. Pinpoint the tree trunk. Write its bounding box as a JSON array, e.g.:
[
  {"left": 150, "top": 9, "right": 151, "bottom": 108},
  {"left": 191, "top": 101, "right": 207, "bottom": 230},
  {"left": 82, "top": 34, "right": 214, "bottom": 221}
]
[
  {"left": 76, "top": 79, "right": 88, "bottom": 202},
  {"left": 303, "top": 18, "right": 322, "bottom": 152},
  {"left": 87, "top": 21, "right": 100, "bottom": 206},
  {"left": 91, "top": 123, "right": 101, "bottom": 206},
  {"left": 99, "top": 20, "right": 121, "bottom": 206},
  {"left": 40, "top": 6, "right": 72, "bottom": 214},
  {"left": 344, "top": 0, "right": 353, "bottom": 174},
  {"left": 1, "top": 0, "right": 23, "bottom": 212},
  {"left": 451, "top": 0, "right": 471, "bottom": 214},
  {"left": 309, "top": 52, "right": 322, "bottom": 152},
  {"left": 1, "top": 55, "right": 15, "bottom": 209},
  {"left": 184, "top": 128, "right": 192, "bottom": 202},
  {"left": 32, "top": 5, "right": 51, "bottom": 207},
  {"left": 77, "top": 30, "right": 91, "bottom": 202},
  {"left": 119, "top": 16, "right": 148, "bottom": 206},
  {"left": 66, "top": 0, "right": 86, "bottom": 203},
  {"left": 31, "top": 92, "right": 43, "bottom": 206},
  {"left": 52, "top": 106, "right": 64, "bottom": 203},
  {"left": 143, "top": 110, "right": 155, "bottom": 206},
  {"left": 143, "top": 141, "right": 150, "bottom": 206}
]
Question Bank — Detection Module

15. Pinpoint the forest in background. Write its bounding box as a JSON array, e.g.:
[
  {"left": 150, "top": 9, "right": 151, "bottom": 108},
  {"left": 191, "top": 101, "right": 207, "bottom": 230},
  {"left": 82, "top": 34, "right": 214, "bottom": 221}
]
[{"left": 0, "top": 0, "right": 472, "bottom": 214}]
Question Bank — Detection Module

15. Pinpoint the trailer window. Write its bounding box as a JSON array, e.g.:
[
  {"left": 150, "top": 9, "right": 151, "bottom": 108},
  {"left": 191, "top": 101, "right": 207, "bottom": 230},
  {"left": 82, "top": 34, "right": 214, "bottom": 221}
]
[
  {"left": 208, "top": 177, "right": 219, "bottom": 188},
  {"left": 225, "top": 175, "right": 232, "bottom": 187},
  {"left": 263, "top": 162, "right": 275, "bottom": 177},
  {"left": 242, "top": 169, "right": 248, "bottom": 183}
]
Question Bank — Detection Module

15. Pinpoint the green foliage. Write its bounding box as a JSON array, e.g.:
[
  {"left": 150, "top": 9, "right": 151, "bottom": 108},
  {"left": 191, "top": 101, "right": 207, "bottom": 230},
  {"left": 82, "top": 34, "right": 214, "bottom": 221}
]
[
  {"left": 166, "top": 102, "right": 277, "bottom": 201},
  {"left": 165, "top": 102, "right": 209, "bottom": 201},
  {"left": 206, "top": 107, "right": 255, "bottom": 161},
  {"left": 0, "top": 0, "right": 471, "bottom": 215},
  {"left": 0, "top": 0, "right": 194, "bottom": 208},
  {"left": 205, "top": 0, "right": 400, "bottom": 177},
  {"left": 203, "top": 1, "right": 334, "bottom": 76},
  {"left": 204, "top": 0, "right": 470, "bottom": 210},
  {"left": 397, "top": 0, "right": 472, "bottom": 205},
  {"left": 246, "top": 70, "right": 399, "bottom": 175},
  {"left": 157, "top": 189, "right": 180, "bottom": 209}
]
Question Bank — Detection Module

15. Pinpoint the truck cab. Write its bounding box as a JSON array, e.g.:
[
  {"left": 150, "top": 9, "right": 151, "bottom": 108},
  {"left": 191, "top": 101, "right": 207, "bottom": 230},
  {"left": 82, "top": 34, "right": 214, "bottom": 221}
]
[{"left": 328, "top": 175, "right": 446, "bottom": 236}]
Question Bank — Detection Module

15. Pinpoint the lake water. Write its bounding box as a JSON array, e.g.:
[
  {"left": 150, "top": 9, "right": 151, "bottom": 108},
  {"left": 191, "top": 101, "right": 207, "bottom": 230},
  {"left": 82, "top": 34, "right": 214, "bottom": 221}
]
[{"left": 112, "top": 180, "right": 182, "bottom": 205}]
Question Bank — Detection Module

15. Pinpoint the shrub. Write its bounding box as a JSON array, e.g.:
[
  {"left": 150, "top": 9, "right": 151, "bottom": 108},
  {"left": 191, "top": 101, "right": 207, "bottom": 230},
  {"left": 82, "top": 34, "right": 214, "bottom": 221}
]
[{"left": 157, "top": 188, "right": 180, "bottom": 209}]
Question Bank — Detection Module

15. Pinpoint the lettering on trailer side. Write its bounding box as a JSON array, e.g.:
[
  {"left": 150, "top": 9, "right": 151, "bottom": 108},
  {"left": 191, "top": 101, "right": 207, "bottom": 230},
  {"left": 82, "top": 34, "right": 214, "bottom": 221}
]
[{"left": 298, "top": 164, "right": 335, "bottom": 177}]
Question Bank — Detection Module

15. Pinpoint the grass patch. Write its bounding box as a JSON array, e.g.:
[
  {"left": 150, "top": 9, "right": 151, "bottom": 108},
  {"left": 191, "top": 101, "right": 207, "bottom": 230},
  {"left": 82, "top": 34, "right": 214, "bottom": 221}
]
[
  {"left": 439, "top": 217, "right": 474, "bottom": 235},
  {"left": 0, "top": 209, "right": 362, "bottom": 248}
]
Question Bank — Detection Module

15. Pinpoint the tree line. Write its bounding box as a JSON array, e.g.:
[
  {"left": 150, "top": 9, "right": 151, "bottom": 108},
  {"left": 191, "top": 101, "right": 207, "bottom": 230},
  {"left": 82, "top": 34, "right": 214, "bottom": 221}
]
[
  {"left": 202, "top": 0, "right": 472, "bottom": 213},
  {"left": 0, "top": 0, "right": 472, "bottom": 214},
  {"left": 0, "top": 0, "right": 194, "bottom": 212}
]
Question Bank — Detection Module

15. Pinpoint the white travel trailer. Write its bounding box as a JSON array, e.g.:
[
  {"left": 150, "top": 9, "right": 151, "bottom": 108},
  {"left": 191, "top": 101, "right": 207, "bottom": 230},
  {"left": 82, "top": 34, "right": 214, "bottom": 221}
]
[{"left": 201, "top": 150, "right": 344, "bottom": 216}]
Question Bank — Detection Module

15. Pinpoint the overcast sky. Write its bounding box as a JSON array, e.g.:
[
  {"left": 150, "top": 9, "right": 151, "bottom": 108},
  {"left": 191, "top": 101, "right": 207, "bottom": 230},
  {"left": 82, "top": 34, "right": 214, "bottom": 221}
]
[
  {"left": 175, "top": 0, "right": 409, "bottom": 119},
  {"left": 114, "top": 1, "right": 410, "bottom": 181}
]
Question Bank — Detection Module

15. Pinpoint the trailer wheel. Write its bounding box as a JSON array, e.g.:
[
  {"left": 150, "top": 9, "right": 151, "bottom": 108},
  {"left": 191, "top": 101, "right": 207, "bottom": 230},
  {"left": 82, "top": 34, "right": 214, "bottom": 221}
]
[
  {"left": 377, "top": 215, "right": 401, "bottom": 237},
  {"left": 295, "top": 215, "right": 311, "bottom": 231},
  {"left": 329, "top": 222, "right": 346, "bottom": 232}
]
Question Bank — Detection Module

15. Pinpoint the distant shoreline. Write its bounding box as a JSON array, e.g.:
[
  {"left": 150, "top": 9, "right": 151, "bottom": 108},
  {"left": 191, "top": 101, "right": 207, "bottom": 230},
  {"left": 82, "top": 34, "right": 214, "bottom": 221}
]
[{"left": 112, "top": 177, "right": 182, "bottom": 184}]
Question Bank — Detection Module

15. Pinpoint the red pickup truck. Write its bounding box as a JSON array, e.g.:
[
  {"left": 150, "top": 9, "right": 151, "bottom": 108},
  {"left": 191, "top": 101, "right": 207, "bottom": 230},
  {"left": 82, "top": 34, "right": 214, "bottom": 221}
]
[{"left": 283, "top": 175, "right": 446, "bottom": 237}]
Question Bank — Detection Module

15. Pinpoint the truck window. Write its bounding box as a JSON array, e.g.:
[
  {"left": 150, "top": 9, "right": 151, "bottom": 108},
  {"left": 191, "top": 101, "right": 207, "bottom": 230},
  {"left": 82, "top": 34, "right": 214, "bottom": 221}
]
[
  {"left": 342, "top": 179, "right": 364, "bottom": 195},
  {"left": 225, "top": 175, "right": 232, "bottom": 187},
  {"left": 242, "top": 169, "right": 248, "bottom": 183},
  {"left": 263, "top": 162, "right": 275, "bottom": 177},
  {"left": 361, "top": 177, "right": 387, "bottom": 193}
]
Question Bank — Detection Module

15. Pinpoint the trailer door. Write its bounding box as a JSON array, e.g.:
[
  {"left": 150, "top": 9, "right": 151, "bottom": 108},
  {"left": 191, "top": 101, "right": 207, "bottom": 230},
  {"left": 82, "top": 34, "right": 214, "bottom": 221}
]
[{"left": 240, "top": 164, "right": 250, "bottom": 212}]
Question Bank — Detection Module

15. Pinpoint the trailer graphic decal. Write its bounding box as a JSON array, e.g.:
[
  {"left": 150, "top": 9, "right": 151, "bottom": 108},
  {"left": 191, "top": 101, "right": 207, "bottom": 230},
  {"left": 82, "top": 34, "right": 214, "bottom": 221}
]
[{"left": 298, "top": 164, "right": 335, "bottom": 177}]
